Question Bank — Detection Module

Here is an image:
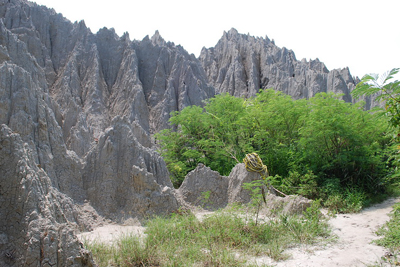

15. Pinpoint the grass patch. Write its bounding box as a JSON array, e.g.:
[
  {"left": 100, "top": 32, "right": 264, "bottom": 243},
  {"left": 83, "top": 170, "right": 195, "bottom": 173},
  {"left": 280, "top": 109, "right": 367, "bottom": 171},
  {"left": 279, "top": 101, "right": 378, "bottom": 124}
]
[
  {"left": 373, "top": 202, "right": 400, "bottom": 266},
  {"left": 84, "top": 201, "right": 331, "bottom": 266},
  {"left": 323, "top": 189, "right": 366, "bottom": 214},
  {"left": 375, "top": 203, "right": 400, "bottom": 251}
]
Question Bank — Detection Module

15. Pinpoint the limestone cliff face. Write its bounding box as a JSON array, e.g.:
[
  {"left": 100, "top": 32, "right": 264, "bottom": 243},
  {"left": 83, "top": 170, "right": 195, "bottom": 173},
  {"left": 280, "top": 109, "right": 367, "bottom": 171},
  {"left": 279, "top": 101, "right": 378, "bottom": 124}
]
[
  {"left": 0, "top": 0, "right": 190, "bottom": 265},
  {"left": 0, "top": 0, "right": 212, "bottom": 213},
  {"left": 199, "top": 28, "right": 362, "bottom": 106},
  {"left": 0, "top": 125, "right": 95, "bottom": 267}
]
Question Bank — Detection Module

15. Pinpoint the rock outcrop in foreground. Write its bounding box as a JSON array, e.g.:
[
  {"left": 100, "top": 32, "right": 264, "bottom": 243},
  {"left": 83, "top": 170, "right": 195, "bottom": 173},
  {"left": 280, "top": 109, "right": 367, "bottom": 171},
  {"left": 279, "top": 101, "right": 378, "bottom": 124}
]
[
  {"left": 0, "top": 0, "right": 366, "bottom": 265},
  {"left": 178, "top": 163, "right": 312, "bottom": 214},
  {"left": 178, "top": 163, "right": 262, "bottom": 210}
]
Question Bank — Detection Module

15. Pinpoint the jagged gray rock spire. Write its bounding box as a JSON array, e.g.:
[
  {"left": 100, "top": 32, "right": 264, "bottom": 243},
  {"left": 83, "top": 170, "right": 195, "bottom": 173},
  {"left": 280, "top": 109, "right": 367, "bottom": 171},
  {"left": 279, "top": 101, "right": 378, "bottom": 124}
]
[
  {"left": 0, "top": 0, "right": 172, "bottom": 209},
  {"left": 199, "top": 28, "right": 362, "bottom": 106},
  {"left": 0, "top": 0, "right": 209, "bottom": 265},
  {"left": 133, "top": 31, "right": 214, "bottom": 132}
]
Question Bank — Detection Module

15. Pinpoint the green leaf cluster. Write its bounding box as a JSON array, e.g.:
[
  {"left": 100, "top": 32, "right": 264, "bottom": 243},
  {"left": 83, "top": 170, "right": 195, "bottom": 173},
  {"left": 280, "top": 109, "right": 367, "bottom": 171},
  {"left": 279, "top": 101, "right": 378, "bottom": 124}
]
[
  {"left": 156, "top": 89, "right": 392, "bottom": 201},
  {"left": 352, "top": 68, "right": 400, "bottom": 132}
]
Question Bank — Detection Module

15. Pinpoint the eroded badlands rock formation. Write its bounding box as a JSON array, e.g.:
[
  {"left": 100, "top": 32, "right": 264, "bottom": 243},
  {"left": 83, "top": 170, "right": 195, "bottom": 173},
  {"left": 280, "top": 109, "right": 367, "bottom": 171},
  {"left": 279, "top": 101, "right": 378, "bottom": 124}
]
[
  {"left": 200, "top": 28, "right": 360, "bottom": 104},
  {"left": 0, "top": 0, "right": 364, "bottom": 265}
]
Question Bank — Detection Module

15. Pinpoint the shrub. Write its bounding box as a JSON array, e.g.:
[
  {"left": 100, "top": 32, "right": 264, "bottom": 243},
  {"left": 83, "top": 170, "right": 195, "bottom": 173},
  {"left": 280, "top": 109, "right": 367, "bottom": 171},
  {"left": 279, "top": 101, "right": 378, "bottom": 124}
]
[{"left": 156, "top": 89, "right": 392, "bottom": 208}]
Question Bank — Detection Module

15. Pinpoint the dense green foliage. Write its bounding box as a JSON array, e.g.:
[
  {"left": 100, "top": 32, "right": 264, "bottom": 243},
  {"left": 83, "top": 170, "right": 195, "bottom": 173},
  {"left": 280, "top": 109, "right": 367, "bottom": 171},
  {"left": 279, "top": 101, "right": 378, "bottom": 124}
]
[
  {"left": 156, "top": 89, "right": 392, "bottom": 208},
  {"left": 352, "top": 68, "right": 400, "bottom": 187},
  {"left": 85, "top": 204, "right": 330, "bottom": 266}
]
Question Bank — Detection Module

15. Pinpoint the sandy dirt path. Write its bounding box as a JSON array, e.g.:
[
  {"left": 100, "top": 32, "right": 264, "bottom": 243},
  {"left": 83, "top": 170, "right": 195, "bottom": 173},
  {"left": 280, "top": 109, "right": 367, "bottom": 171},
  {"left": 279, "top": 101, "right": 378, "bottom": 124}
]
[
  {"left": 253, "top": 197, "right": 400, "bottom": 266},
  {"left": 77, "top": 198, "right": 400, "bottom": 266},
  {"left": 78, "top": 224, "right": 146, "bottom": 244}
]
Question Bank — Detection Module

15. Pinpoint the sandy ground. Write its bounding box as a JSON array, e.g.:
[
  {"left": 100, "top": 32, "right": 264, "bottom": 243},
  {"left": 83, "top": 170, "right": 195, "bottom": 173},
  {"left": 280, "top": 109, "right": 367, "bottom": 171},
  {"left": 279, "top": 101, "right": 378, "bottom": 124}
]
[
  {"left": 78, "top": 224, "right": 146, "bottom": 244},
  {"left": 254, "top": 197, "right": 400, "bottom": 267},
  {"left": 77, "top": 198, "right": 400, "bottom": 266}
]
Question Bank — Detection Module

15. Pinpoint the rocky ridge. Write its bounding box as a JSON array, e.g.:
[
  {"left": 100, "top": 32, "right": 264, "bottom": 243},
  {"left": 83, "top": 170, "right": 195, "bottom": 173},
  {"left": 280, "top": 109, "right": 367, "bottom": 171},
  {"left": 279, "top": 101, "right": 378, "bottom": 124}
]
[
  {"left": 0, "top": 0, "right": 372, "bottom": 265},
  {"left": 200, "top": 28, "right": 361, "bottom": 105}
]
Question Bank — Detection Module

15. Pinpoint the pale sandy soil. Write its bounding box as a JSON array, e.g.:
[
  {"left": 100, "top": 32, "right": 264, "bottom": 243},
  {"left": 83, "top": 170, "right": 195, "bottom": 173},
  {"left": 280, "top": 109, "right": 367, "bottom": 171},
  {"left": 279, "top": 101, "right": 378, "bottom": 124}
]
[
  {"left": 78, "top": 224, "right": 146, "bottom": 244},
  {"left": 77, "top": 198, "right": 400, "bottom": 267},
  {"left": 253, "top": 197, "right": 400, "bottom": 267}
]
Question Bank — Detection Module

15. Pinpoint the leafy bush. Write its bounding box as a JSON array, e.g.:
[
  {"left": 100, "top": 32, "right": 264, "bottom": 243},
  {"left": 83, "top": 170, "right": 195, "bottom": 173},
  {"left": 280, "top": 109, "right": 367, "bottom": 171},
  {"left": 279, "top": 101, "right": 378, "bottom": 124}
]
[
  {"left": 156, "top": 89, "right": 392, "bottom": 208},
  {"left": 271, "top": 170, "right": 318, "bottom": 199},
  {"left": 351, "top": 68, "right": 400, "bottom": 193},
  {"left": 296, "top": 92, "right": 389, "bottom": 193}
]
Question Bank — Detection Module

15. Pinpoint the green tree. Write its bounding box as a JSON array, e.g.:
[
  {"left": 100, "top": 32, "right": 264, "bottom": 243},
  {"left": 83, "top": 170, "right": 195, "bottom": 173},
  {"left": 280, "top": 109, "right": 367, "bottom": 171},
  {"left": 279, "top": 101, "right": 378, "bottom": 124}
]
[
  {"left": 203, "top": 93, "right": 247, "bottom": 166},
  {"left": 156, "top": 94, "right": 249, "bottom": 186},
  {"left": 240, "top": 89, "right": 307, "bottom": 177},
  {"left": 156, "top": 106, "right": 208, "bottom": 187},
  {"left": 297, "top": 92, "right": 389, "bottom": 192}
]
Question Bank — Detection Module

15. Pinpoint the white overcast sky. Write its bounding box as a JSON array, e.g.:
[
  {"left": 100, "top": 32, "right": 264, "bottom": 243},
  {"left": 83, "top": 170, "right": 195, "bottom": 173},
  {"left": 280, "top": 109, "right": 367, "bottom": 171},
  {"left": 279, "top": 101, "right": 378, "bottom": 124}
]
[{"left": 33, "top": 0, "right": 399, "bottom": 80}]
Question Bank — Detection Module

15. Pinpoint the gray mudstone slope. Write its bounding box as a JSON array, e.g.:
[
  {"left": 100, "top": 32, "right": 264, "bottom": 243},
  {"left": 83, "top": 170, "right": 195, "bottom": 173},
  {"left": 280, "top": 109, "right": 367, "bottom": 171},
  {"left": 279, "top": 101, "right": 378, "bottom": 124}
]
[{"left": 0, "top": 0, "right": 375, "bottom": 265}]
